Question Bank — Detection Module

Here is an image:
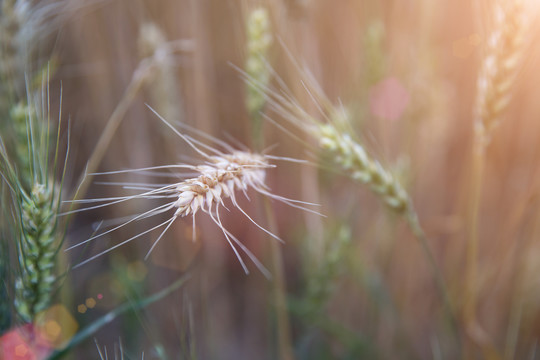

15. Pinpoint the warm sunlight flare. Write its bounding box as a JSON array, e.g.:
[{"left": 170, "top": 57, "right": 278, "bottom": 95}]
[{"left": 1, "top": 0, "right": 540, "bottom": 359}]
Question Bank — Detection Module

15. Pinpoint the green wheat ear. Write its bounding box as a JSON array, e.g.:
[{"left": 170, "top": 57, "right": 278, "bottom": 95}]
[
  {"left": 317, "top": 122, "right": 410, "bottom": 214},
  {"left": 245, "top": 7, "right": 273, "bottom": 148},
  {"left": 15, "top": 182, "right": 59, "bottom": 321},
  {"left": 0, "top": 90, "right": 68, "bottom": 324}
]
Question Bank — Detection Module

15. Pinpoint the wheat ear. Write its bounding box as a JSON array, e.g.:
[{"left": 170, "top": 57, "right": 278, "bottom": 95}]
[
  {"left": 14, "top": 182, "right": 59, "bottom": 321},
  {"left": 0, "top": 82, "right": 68, "bottom": 324},
  {"left": 66, "top": 107, "right": 319, "bottom": 276},
  {"left": 237, "top": 59, "right": 460, "bottom": 335},
  {"left": 245, "top": 7, "right": 273, "bottom": 118},
  {"left": 317, "top": 122, "right": 410, "bottom": 213},
  {"left": 138, "top": 22, "right": 184, "bottom": 124},
  {"left": 466, "top": 0, "right": 526, "bottom": 349},
  {"left": 474, "top": 0, "right": 525, "bottom": 144},
  {"left": 242, "top": 63, "right": 413, "bottom": 216}
]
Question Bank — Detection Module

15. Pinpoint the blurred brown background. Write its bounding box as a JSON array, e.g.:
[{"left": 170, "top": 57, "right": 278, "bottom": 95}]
[{"left": 40, "top": 0, "right": 540, "bottom": 358}]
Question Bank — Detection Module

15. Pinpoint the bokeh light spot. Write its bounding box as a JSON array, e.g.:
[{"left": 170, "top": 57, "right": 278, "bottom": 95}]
[
  {"left": 34, "top": 304, "right": 78, "bottom": 349},
  {"left": 44, "top": 320, "right": 61, "bottom": 341},
  {"left": 369, "top": 77, "right": 410, "bottom": 121},
  {"left": 14, "top": 343, "right": 29, "bottom": 357},
  {"left": 77, "top": 304, "right": 87, "bottom": 313},
  {"left": 89, "top": 273, "right": 120, "bottom": 308},
  {"left": 127, "top": 261, "right": 148, "bottom": 282},
  {"left": 1, "top": 324, "right": 53, "bottom": 359},
  {"left": 85, "top": 298, "right": 96, "bottom": 308}
]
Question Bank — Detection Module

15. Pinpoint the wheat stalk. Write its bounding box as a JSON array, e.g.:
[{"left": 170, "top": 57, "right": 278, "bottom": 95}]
[
  {"left": 236, "top": 56, "right": 461, "bottom": 337},
  {"left": 243, "top": 8, "right": 297, "bottom": 359},
  {"left": 75, "top": 30, "right": 192, "bottom": 201},
  {"left": 242, "top": 62, "right": 413, "bottom": 216},
  {"left": 66, "top": 107, "right": 318, "bottom": 277}
]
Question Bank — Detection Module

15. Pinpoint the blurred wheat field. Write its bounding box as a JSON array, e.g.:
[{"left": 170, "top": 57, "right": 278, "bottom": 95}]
[{"left": 3, "top": 0, "right": 540, "bottom": 359}]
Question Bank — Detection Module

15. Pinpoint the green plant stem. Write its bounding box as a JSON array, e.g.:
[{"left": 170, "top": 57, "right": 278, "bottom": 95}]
[
  {"left": 263, "top": 197, "right": 295, "bottom": 360},
  {"left": 466, "top": 138, "right": 484, "bottom": 327},
  {"left": 406, "top": 211, "right": 459, "bottom": 344},
  {"left": 462, "top": 137, "right": 503, "bottom": 359}
]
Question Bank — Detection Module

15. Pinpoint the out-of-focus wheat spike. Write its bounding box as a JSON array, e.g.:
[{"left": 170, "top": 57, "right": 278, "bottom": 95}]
[
  {"left": 245, "top": 7, "right": 273, "bottom": 117},
  {"left": 466, "top": 0, "right": 527, "bottom": 342},
  {"left": 475, "top": 0, "right": 525, "bottom": 142},
  {"left": 252, "top": 65, "right": 413, "bottom": 215},
  {"left": 245, "top": 7, "right": 273, "bottom": 147},
  {"left": 138, "top": 22, "right": 183, "bottom": 124},
  {"left": 0, "top": 0, "right": 22, "bottom": 105},
  {"left": 317, "top": 122, "right": 411, "bottom": 214}
]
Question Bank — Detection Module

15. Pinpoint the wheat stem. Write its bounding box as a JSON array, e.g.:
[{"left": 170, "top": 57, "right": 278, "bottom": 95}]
[
  {"left": 75, "top": 59, "right": 153, "bottom": 201},
  {"left": 407, "top": 212, "right": 460, "bottom": 344},
  {"left": 263, "top": 197, "right": 295, "bottom": 360}
]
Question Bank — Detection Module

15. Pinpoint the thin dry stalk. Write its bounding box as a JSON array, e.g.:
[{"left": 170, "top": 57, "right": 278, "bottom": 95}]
[
  {"left": 243, "top": 7, "right": 294, "bottom": 358},
  {"left": 76, "top": 35, "right": 192, "bottom": 200},
  {"left": 264, "top": 198, "right": 295, "bottom": 360}
]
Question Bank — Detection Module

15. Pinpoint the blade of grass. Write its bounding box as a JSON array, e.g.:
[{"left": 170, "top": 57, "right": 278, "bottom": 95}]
[{"left": 47, "top": 273, "right": 191, "bottom": 360}]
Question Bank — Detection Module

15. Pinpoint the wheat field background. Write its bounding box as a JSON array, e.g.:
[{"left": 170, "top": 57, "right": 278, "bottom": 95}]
[{"left": 2, "top": 0, "right": 540, "bottom": 359}]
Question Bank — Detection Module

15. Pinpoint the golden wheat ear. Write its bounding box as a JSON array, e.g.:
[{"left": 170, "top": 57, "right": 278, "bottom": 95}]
[{"left": 474, "top": 0, "right": 527, "bottom": 143}]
